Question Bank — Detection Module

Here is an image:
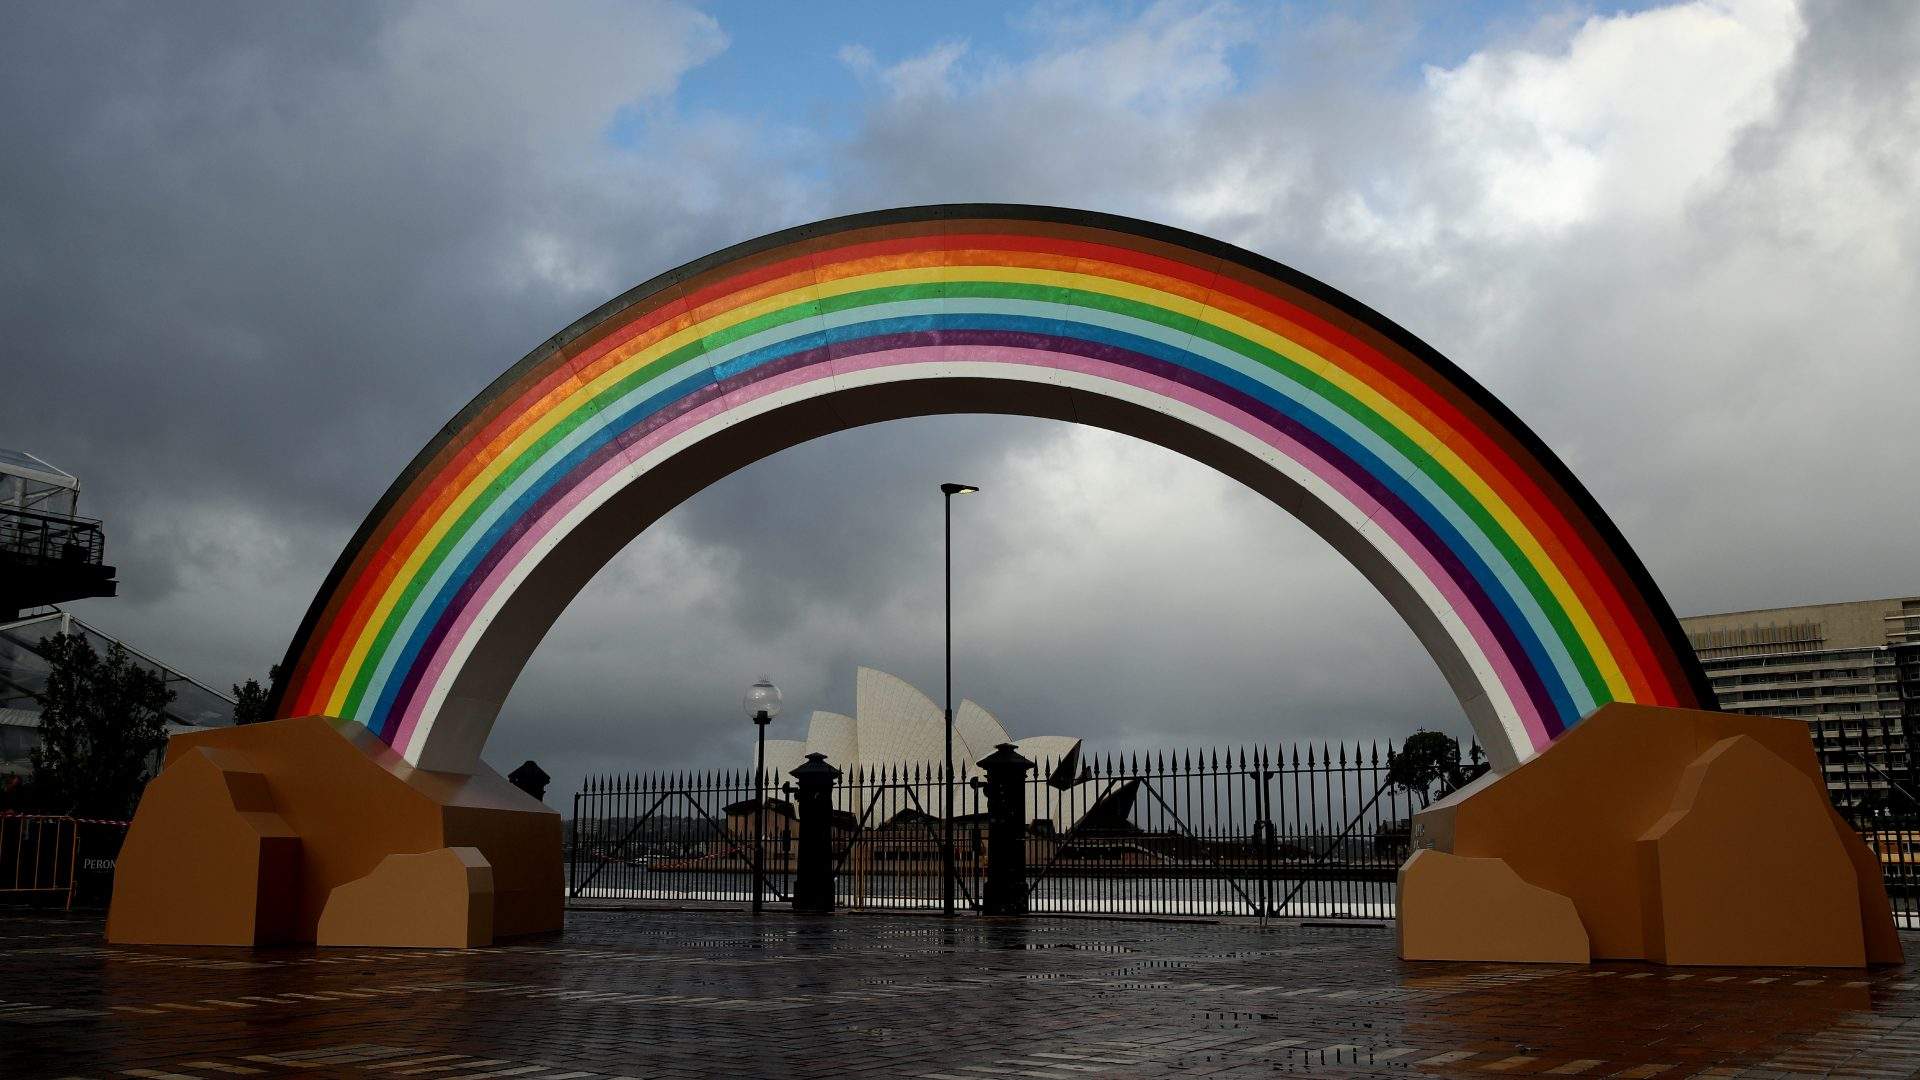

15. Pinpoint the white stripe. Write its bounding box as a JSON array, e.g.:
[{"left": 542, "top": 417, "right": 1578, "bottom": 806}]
[{"left": 400, "top": 357, "right": 1528, "bottom": 772}]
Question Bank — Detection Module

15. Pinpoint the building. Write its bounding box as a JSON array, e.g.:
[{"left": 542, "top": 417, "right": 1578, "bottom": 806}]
[
  {"left": 1682, "top": 596, "right": 1920, "bottom": 812},
  {"left": 0, "top": 610, "right": 237, "bottom": 780},
  {"left": 0, "top": 449, "right": 233, "bottom": 785},
  {"left": 755, "top": 667, "right": 1087, "bottom": 825}
]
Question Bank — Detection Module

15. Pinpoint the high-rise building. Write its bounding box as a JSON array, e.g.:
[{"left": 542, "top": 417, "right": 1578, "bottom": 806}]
[{"left": 1681, "top": 596, "right": 1920, "bottom": 812}]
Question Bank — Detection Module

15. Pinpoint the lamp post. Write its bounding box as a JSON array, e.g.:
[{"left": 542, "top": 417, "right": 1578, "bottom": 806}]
[
  {"left": 939, "top": 482, "right": 979, "bottom": 916},
  {"left": 744, "top": 675, "right": 782, "bottom": 915}
]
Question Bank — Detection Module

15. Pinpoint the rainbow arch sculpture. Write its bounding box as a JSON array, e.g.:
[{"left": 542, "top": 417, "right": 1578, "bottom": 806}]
[
  {"left": 273, "top": 204, "right": 1712, "bottom": 774},
  {"left": 117, "top": 205, "right": 1896, "bottom": 964}
]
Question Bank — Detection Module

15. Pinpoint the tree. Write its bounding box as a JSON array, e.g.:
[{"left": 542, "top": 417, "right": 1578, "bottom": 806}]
[
  {"left": 29, "top": 633, "right": 175, "bottom": 818},
  {"left": 231, "top": 663, "right": 283, "bottom": 725},
  {"left": 1386, "top": 729, "right": 1487, "bottom": 808}
]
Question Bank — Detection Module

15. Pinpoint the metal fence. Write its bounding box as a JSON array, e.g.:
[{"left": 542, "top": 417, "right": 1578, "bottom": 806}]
[
  {"left": 567, "top": 769, "right": 790, "bottom": 906},
  {"left": 569, "top": 733, "right": 1920, "bottom": 925},
  {"left": 569, "top": 740, "right": 1447, "bottom": 920},
  {"left": 1853, "top": 821, "right": 1920, "bottom": 929},
  {"left": 1801, "top": 719, "right": 1920, "bottom": 929},
  {"left": 834, "top": 763, "right": 984, "bottom": 913},
  {"left": 1023, "top": 744, "right": 1423, "bottom": 919},
  {"left": 566, "top": 762, "right": 991, "bottom": 913}
]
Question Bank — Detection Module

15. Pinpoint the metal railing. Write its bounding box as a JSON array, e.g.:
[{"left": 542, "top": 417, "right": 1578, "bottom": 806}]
[
  {"left": 1818, "top": 714, "right": 1920, "bottom": 929},
  {"left": 567, "top": 769, "right": 792, "bottom": 907},
  {"left": 569, "top": 730, "right": 1920, "bottom": 926},
  {"left": 834, "top": 762, "right": 985, "bottom": 912},
  {"left": 1023, "top": 744, "right": 1422, "bottom": 919},
  {"left": 0, "top": 506, "right": 106, "bottom": 567},
  {"left": 569, "top": 739, "right": 1449, "bottom": 920},
  {"left": 0, "top": 812, "right": 128, "bottom": 909}
]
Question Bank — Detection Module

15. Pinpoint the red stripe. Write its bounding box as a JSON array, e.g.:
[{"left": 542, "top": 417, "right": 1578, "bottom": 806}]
[{"left": 294, "top": 224, "right": 1689, "bottom": 715}]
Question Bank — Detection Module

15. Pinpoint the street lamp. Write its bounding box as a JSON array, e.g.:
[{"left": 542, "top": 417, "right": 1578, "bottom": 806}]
[
  {"left": 940, "top": 482, "right": 979, "bottom": 916},
  {"left": 744, "top": 675, "right": 782, "bottom": 915}
]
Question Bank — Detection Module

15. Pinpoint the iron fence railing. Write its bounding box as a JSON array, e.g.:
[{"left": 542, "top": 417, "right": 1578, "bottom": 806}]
[
  {"left": 568, "top": 731, "right": 1920, "bottom": 925},
  {"left": 833, "top": 762, "right": 985, "bottom": 913},
  {"left": 1023, "top": 744, "right": 1423, "bottom": 919},
  {"left": 568, "top": 739, "right": 1453, "bottom": 920},
  {"left": 0, "top": 506, "right": 106, "bottom": 567},
  {"left": 566, "top": 769, "right": 792, "bottom": 907},
  {"left": 1805, "top": 706, "right": 1920, "bottom": 929}
]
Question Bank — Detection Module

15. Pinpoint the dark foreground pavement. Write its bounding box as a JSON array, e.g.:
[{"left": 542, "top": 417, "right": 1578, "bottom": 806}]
[{"left": 4, "top": 909, "right": 1920, "bottom": 1079}]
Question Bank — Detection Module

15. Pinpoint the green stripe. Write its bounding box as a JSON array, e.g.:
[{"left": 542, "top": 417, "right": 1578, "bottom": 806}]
[{"left": 346, "top": 280, "right": 1607, "bottom": 718}]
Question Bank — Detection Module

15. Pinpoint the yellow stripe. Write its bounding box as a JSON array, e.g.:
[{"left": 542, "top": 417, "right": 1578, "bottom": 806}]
[{"left": 328, "top": 261, "right": 1621, "bottom": 711}]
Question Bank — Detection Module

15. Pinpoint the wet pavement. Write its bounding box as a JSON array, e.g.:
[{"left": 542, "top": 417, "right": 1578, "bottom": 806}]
[{"left": 3, "top": 908, "right": 1919, "bottom": 1078}]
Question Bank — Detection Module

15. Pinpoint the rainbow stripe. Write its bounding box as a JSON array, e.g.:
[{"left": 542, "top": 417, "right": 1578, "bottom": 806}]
[{"left": 277, "top": 206, "right": 1710, "bottom": 769}]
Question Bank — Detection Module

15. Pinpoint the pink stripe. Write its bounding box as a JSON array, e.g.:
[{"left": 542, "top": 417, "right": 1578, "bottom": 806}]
[
  {"left": 389, "top": 388, "right": 746, "bottom": 752},
  {"left": 394, "top": 345, "right": 1545, "bottom": 757},
  {"left": 831, "top": 347, "right": 1546, "bottom": 747}
]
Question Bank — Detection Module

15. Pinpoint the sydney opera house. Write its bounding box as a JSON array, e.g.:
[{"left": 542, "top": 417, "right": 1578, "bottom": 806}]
[{"left": 756, "top": 667, "right": 1084, "bottom": 819}]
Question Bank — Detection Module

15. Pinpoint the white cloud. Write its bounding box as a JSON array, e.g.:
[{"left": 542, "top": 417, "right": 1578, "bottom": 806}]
[{"left": 1418, "top": 0, "right": 1803, "bottom": 239}]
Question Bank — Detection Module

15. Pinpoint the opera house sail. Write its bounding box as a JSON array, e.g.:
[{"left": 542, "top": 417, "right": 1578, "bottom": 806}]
[{"left": 754, "top": 667, "right": 1085, "bottom": 824}]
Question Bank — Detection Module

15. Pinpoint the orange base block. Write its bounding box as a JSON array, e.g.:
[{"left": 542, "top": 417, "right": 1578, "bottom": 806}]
[
  {"left": 1397, "top": 850, "right": 1589, "bottom": 963},
  {"left": 1403, "top": 704, "right": 1900, "bottom": 967},
  {"left": 317, "top": 847, "right": 494, "bottom": 949},
  {"left": 107, "top": 716, "right": 561, "bottom": 948},
  {"left": 105, "top": 747, "right": 301, "bottom": 946}
]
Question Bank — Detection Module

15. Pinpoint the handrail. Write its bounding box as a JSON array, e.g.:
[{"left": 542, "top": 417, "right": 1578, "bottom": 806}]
[{"left": 0, "top": 505, "right": 107, "bottom": 566}]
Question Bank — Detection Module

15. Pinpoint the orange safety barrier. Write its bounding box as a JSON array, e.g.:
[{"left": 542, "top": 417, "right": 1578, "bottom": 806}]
[{"left": 0, "top": 812, "right": 128, "bottom": 910}]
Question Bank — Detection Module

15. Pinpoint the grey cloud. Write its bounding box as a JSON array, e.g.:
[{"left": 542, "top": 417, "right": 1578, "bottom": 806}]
[{"left": 8, "top": 1, "right": 1912, "bottom": 804}]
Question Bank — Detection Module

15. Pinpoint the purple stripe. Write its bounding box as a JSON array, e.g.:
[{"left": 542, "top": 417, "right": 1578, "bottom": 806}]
[{"left": 383, "top": 330, "right": 1559, "bottom": 735}]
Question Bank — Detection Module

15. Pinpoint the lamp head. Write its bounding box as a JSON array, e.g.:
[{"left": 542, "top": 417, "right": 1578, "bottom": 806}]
[
  {"left": 744, "top": 676, "right": 782, "bottom": 723},
  {"left": 940, "top": 483, "right": 980, "bottom": 496}
]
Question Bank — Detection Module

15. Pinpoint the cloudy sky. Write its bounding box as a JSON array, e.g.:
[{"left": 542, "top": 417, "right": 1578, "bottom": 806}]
[{"left": 4, "top": 0, "right": 1916, "bottom": 798}]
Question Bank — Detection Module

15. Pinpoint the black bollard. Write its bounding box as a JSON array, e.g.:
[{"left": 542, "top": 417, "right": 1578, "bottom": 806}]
[
  {"left": 790, "top": 753, "right": 841, "bottom": 914},
  {"left": 978, "top": 743, "right": 1035, "bottom": 916}
]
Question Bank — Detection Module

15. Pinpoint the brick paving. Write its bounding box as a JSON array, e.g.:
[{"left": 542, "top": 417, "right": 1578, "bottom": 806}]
[{"left": 3, "top": 910, "right": 1920, "bottom": 1079}]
